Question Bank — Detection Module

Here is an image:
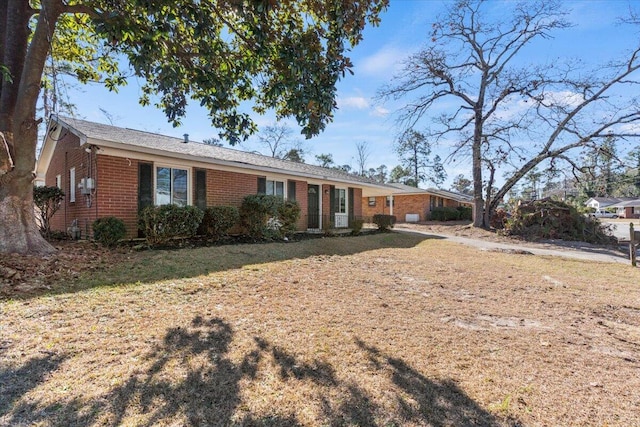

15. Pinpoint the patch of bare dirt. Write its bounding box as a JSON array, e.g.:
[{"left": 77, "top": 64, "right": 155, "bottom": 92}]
[{"left": 0, "top": 240, "right": 129, "bottom": 298}]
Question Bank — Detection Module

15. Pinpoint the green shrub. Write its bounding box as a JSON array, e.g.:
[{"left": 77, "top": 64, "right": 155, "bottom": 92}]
[
  {"left": 351, "top": 217, "right": 365, "bottom": 235},
  {"left": 239, "top": 195, "right": 282, "bottom": 239},
  {"left": 33, "top": 185, "right": 64, "bottom": 238},
  {"left": 430, "top": 206, "right": 460, "bottom": 221},
  {"left": 201, "top": 206, "right": 239, "bottom": 240},
  {"left": 92, "top": 217, "right": 126, "bottom": 247},
  {"left": 278, "top": 200, "right": 302, "bottom": 237},
  {"left": 456, "top": 205, "right": 473, "bottom": 221},
  {"left": 239, "top": 195, "right": 301, "bottom": 240},
  {"left": 139, "top": 205, "right": 204, "bottom": 246},
  {"left": 372, "top": 214, "right": 396, "bottom": 231}
]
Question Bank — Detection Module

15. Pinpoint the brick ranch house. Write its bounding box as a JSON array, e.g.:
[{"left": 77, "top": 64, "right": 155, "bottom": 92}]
[
  {"left": 362, "top": 183, "right": 473, "bottom": 223},
  {"left": 36, "top": 116, "right": 395, "bottom": 239}
]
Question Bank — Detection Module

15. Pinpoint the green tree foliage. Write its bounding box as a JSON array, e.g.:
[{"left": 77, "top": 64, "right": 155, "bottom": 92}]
[
  {"left": 315, "top": 153, "right": 334, "bottom": 168},
  {"left": 395, "top": 130, "right": 446, "bottom": 187},
  {"left": 389, "top": 165, "right": 416, "bottom": 187},
  {"left": 0, "top": 0, "right": 388, "bottom": 255},
  {"left": 451, "top": 174, "right": 472, "bottom": 195}
]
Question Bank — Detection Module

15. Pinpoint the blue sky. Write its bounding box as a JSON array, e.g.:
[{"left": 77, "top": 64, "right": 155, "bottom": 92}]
[{"left": 56, "top": 0, "right": 639, "bottom": 189}]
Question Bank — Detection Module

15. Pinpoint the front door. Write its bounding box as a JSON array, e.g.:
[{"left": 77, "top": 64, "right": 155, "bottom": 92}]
[{"left": 307, "top": 184, "right": 320, "bottom": 229}]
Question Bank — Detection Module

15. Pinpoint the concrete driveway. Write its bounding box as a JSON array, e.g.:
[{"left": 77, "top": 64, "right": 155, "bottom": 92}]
[
  {"left": 395, "top": 225, "right": 634, "bottom": 265},
  {"left": 602, "top": 220, "right": 640, "bottom": 241}
]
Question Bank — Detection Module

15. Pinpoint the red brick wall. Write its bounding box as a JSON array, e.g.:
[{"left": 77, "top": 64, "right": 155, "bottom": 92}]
[
  {"left": 362, "top": 196, "right": 392, "bottom": 219},
  {"left": 206, "top": 169, "right": 258, "bottom": 207},
  {"left": 292, "top": 180, "right": 308, "bottom": 231},
  {"left": 95, "top": 155, "right": 140, "bottom": 238},
  {"left": 45, "top": 131, "right": 101, "bottom": 237},
  {"left": 351, "top": 187, "right": 363, "bottom": 217},
  {"left": 362, "top": 194, "right": 467, "bottom": 222}
]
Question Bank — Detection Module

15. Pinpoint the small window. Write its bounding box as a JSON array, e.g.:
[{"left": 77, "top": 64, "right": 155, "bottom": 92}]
[
  {"left": 335, "top": 188, "right": 346, "bottom": 213},
  {"left": 386, "top": 196, "right": 394, "bottom": 207},
  {"left": 156, "top": 166, "right": 188, "bottom": 206},
  {"left": 368, "top": 197, "right": 376, "bottom": 207},
  {"left": 69, "top": 167, "right": 76, "bottom": 202},
  {"left": 55, "top": 174, "right": 61, "bottom": 189},
  {"left": 266, "top": 180, "right": 285, "bottom": 199}
]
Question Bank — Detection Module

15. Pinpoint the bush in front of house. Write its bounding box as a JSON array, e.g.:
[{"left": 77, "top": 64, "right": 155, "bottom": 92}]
[
  {"left": 240, "top": 195, "right": 282, "bottom": 239},
  {"left": 239, "top": 195, "right": 301, "bottom": 240},
  {"left": 139, "top": 205, "right": 204, "bottom": 246},
  {"left": 456, "top": 205, "right": 473, "bottom": 221},
  {"left": 33, "top": 185, "right": 65, "bottom": 238},
  {"left": 201, "top": 206, "right": 239, "bottom": 240},
  {"left": 351, "top": 217, "right": 365, "bottom": 235},
  {"left": 278, "top": 200, "right": 301, "bottom": 237},
  {"left": 92, "top": 216, "right": 126, "bottom": 247},
  {"left": 430, "top": 206, "right": 460, "bottom": 221},
  {"left": 372, "top": 214, "right": 396, "bottom": 231}
]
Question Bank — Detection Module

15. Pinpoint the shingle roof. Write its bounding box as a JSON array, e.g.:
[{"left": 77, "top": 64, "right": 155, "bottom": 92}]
[{"left": 55, "top": 116, "right": 392, "bottom": 189}]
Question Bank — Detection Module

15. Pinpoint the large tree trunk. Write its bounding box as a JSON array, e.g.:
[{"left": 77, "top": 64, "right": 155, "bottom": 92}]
[
  {"left": 0, "top": 160, "right": 54, "bottom": 255},
  {"left": 0, "top": 0, "right": 61, "bottom": 255},
  {"left": 471, "top": 115, "right": 484, "bottom": 228}
]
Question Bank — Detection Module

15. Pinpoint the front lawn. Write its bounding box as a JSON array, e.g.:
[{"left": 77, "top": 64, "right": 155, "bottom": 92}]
[{"left": 1, "top": 232, "right": 639, "bottom": 426}]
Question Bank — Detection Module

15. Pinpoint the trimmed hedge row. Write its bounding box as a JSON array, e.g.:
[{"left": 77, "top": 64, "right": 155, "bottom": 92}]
[{"left": 429, "top": 206, "right": 472, "bottom": 221}]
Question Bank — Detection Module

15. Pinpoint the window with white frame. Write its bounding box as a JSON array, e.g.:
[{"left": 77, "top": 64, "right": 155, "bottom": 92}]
[
  {"left": 69, "top": 167, "right": 76, "bottom": 202},
  {"left": 368, "top": 197, "right": 376, "bottom": 207},
  {"left": 156, "top": 166, "right": 188, "bottom": 206},
  {"left": 266, "top": 179, "right": 284, "bottom": 198},
  {"left": 56, "top": 174, "right": 61, "bottom": 189},
  {"left": 335, "top": 188, "right": 346, "bottom": 213}
]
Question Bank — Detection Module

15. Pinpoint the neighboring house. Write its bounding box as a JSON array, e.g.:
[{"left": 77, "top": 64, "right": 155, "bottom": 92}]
[
  {"left": 585, "top": 197, "right": 640, "bottom": 218},
  {"left": 585, "top": 197, "right": 627, "bottom": 211},
  {"left": 362, "top": 183, "right": 473, "bottom": 223},
  {"left": 608, "top": 199, "right": 640, "bottom": 219},
  {"left": 36, "top": 116, "right": 394, "bottom": 239}
]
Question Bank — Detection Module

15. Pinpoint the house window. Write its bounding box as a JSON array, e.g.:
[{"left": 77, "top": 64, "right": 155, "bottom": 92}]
[
  {"left": 56, "top": 174, "right": 61, "bottom": 189},
  {"left": 156, "top": 166, "right": 188, "bottom": 206},
  {"left": 69, "top": 167, "right": 76, "bottom": 202},
  {"left": 386, "top": 196, "right": 394, "bottom": 207},
  {"left": 335, "top": 188, "right": 346, "bottom": 213},
  {"left": 266, "top": 180, "right": 284, "bottom": 198},
  {"left": 368, "top": 197, "right": 376, "bottom": 207}
]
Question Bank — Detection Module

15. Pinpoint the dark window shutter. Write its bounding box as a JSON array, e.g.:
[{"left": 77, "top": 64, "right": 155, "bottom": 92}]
[
  {"left": 138, "top": 163, "right": 153, "bottom": 211},
  {"left": 138, "top": 163, "right": 154, "bottom": 238},
  {"left": 329, "top": 185, "right": 336, "bottom": 214},
  {"left": 195, "top": 169, "right": 207, "bottom": 210},
  {"left": 257, "top": 176, "right": 266, "bottom": 194},
  {"left": 287, "top": 180, "right": 296, "bottom": 201}
]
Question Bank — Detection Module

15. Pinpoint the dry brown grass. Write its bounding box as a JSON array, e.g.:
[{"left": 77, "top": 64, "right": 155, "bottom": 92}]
[{"left": 1, "top": 232, "right": 639, "bottom": 426}]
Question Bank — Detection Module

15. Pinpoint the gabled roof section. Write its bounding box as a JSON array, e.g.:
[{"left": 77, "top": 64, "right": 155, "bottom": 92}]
[{"left": 40, "top": 115, "right": 395, "bottom": 191}]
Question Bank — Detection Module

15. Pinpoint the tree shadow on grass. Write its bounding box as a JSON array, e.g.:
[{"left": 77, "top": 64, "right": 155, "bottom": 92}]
[
  {"left": 355, "top": 338, "right": 508, "bottom": 426},
  {"left": 2, "top": 315, "right": 518, "bottom": 426},
  {"left": 0, "top": 353, "right": 66, "bottom": 421}
]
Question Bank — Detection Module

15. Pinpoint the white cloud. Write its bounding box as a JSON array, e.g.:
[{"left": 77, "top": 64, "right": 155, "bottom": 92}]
[
  {"left": 338, "top": 96, "right": 370, "bottom": 110},
  {"left": 370, "top": 106, "right": 390, "bottom": 117},
  {"left": 544, "top": 91, "right": 585, "bottom": 108},
  {"left": 358, "top": 45, "right": 407, "bottom": 78}
]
